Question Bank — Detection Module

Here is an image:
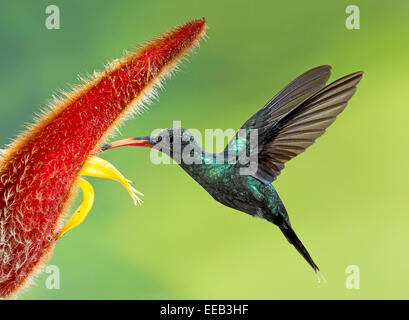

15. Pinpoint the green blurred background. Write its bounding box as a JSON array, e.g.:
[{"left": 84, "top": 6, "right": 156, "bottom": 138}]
[{"left": 0, "top": 0, "right": 408, "bottom": 299}]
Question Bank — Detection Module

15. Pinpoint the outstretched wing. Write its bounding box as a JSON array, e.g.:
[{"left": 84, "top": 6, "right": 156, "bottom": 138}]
[
  {"left": 255, "top": 71, "right": 363, "bottom": 183},
  {"left": 225, "top": 66, "right": 331, "bottom": 161},
  {"left": 240, "top": 66, "right": 332, "bottom": 137},
  {"left": 226, "top": 66, "right": 363, "bottom": 184}
]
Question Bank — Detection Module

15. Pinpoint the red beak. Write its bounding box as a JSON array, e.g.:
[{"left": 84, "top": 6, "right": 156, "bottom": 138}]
[{"left": 100, "top": 137, "right": 153, "bottom": 152}]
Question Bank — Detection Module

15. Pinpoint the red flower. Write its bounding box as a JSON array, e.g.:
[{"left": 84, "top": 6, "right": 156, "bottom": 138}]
[{"left": 0, "top": 18, "right": 207, "bottom": 298}]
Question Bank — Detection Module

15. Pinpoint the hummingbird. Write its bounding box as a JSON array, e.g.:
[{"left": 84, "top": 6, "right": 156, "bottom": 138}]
[{"left": 101, "top": 66, "right": 363, "bottom": 279}]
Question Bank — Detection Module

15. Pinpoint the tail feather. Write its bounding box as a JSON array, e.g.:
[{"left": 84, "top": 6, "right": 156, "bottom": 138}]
[{"left": 279, "top": 221, "right": 325, "bottom": 282}]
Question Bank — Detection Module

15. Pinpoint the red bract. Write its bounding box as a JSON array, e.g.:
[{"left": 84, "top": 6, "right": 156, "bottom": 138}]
[{"left": 0, "top": 18, "right": 206, "bottom": 298}]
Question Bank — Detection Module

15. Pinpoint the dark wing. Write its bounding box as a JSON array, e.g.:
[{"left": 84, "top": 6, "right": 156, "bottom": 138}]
[
  {"left": 240, "top": 65, "right": 332, "bottom": 135},
  {"left": 254, "top": 70, "right": 364, "bottom": 184},
  {"left": 224, "top": 66, "right": 331, "bottom": 179}
]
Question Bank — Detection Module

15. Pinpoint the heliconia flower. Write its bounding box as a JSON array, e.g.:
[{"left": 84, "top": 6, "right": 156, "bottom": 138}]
[{"left": 0, "top": 18, "right": 207, "bottom": 298}]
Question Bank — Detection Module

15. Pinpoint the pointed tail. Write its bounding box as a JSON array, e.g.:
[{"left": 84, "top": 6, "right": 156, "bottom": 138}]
[{"left": 279, "top": 221, "right": 326, "bottom": 283}]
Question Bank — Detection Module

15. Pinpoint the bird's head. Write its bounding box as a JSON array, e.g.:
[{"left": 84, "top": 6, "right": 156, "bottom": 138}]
[{"left": 101, "top": 127, "right": 199, "bottom": 160}]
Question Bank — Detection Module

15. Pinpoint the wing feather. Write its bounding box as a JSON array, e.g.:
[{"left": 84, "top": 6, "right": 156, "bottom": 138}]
[
  {"left": 240, "top": 65, "right": 332, "bottom": 135},
  {"left": 255, "top": 71, "right": 363, "bottom": 183}
]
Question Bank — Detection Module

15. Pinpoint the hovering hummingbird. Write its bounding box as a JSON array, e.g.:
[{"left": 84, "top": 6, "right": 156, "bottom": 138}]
[{"left": 101, "top": 66, "right": 363, "bottom": 279}]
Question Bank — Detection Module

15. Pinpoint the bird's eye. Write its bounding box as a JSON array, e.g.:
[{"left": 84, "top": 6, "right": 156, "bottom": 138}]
[
  {"left": 156, "top": 136, "right": 162, "bottom": 142},
  {"left": 189, "top": 136, "right": 194, "bottom": 142}
]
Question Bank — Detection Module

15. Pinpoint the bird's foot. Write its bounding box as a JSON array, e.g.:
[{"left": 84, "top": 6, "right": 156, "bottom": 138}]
[{"left": 56, "top": 156, "right": 143, "bottom": 239}]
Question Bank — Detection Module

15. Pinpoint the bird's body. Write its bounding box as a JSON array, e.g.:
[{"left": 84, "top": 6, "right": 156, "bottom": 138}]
[
  {"left": 168, "top": 142, "right": 315, "bottom": 270},
  {"left": 178, "top": 149, "right": 286, "bottom": 223},
  {"left": 102, "top": 65, "right": 363, "bottom": 277}
]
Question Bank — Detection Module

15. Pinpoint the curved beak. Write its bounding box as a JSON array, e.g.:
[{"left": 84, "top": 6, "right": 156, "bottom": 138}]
[{"left": 100, "top": 137, "right": 153, "bottom": 152}]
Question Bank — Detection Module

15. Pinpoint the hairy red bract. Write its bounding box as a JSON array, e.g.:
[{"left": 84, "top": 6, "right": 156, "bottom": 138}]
[{"left": 0, "top": 18, "right": 206, "bottom": 298}]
